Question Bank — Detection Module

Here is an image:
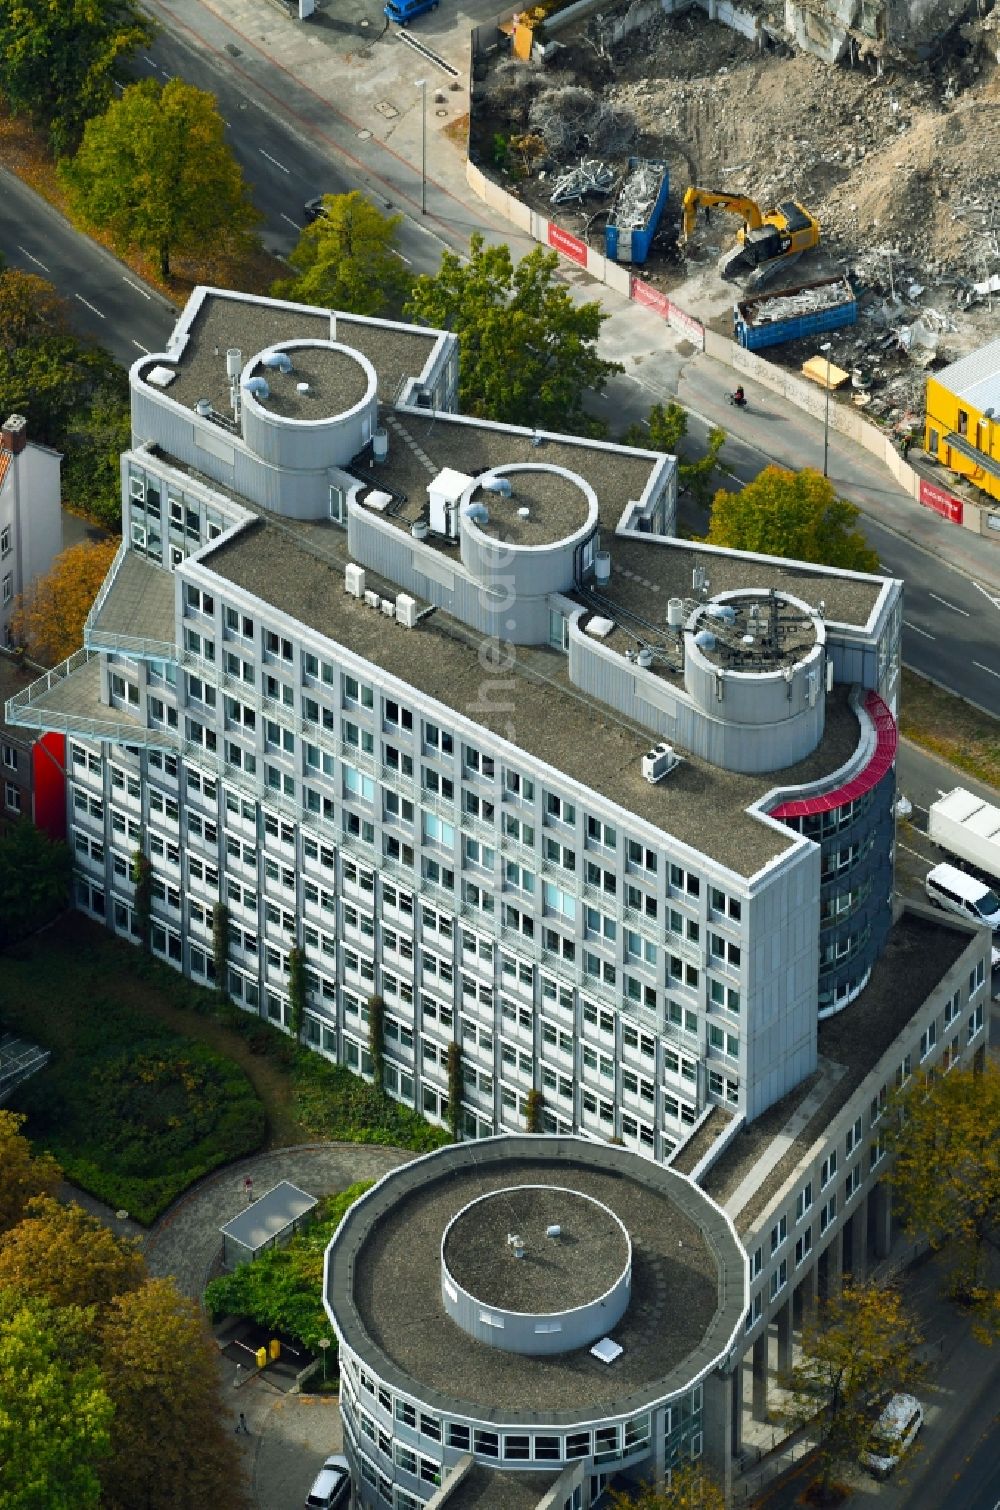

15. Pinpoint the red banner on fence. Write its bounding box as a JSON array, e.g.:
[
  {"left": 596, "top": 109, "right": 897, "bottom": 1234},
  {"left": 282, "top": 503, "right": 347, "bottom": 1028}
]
[
  {"left": 546, "top": 222, "right": 588, "bottom": 266},
  {"left": 630, "top": 276, "right": 671, "bottom": 318},
  {"left": 919, "top": 478, "right": 964, "bottom": 525}
]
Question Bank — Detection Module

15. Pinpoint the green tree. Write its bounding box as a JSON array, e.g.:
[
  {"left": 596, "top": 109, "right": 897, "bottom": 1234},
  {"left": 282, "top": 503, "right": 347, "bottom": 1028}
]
[
  {"left": 0, "top": 0, "right": 152, "bottom": 155},
  {"left": 705, "top": 465, "right": 878, "bottom": 571},
  {"left": 272, "top": 191, "right": 412, "bottom": 317},
  {"left": 288, "top": 945, "right": 306, "bottom": 1040},
  {"left": 782, "top": 1280, "right": 923, "bottom": 1496},
  {"left": 0, "top": 1196, "right": 144, "bottom": 1310},
  {"left": 886, "top": 1063, "right": 1000, "bottom": 1340},
  {"left": 212, "top": 901, "right": 230, "bottom": 1000},
  {"left": 98, "top": 1278, "right": 247, "bottom": 1510},
  {"left": 0, "top": 1112, "right": 62, "bottom": 1238},
  {"left": 62, "top": 79, "right": 260, "bottom": 280},
  {"left": 131, "top": 846, "right": 152, "bottom": 950},
  {"left": 60, "top": 387, "right": 131, "bottom": 531},
  {"left": 0, "top": 820, "right": 71, "bottom": 946},
  {"left": 525, "top": 1087, "right": 544, "bottom": 1134},
  {"left": 368, "top": 993, "right": 385, "bottom": 1088},
  {"left": 608, "top": 1462, "right": 726, "bottom": 1510},
  {"left": 624, "top": 401, "right": 726, "bottom": 510},
  {"left": 0, "top": 1290, "right": 113, "bottom": 1510},
  {"left": 405, "top": 233, "right": 621, "bottom": 434},
  {"left": 446, "top": 1042, "right": 462, "bottom": 1141}
]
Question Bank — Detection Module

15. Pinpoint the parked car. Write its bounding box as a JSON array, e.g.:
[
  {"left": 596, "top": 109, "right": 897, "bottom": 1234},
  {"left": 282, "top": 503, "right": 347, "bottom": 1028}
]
[
  {"left": 860, "top": 1393, "right": 923, "bottom": 1479},
  {"left": 303, "top": 196, "right": 329, "bottom": 223},
  {"left": 383, "top": 0, "right": 439, "bottom": 24},
  {"left": 305, "top": 1453, "right": 351, "bottom": 1509}
]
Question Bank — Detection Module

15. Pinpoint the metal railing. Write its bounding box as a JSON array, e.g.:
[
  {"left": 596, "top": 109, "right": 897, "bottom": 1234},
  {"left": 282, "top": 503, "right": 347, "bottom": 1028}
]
[{"left": 82, "top": 538, "right": 128, "bottom": 636}]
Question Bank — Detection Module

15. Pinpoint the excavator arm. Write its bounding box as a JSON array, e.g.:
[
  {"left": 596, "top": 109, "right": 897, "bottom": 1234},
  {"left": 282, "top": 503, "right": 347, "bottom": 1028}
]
[{"left": 680, "top": 187, "right": 764, "bottom": 243}]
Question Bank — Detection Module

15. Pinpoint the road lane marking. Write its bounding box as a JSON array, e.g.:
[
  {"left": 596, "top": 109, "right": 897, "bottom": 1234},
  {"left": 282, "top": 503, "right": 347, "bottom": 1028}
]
[
  {"left": 260, "top": 149, "right": 290, "bottom": 174},
  {"left": 973, "top": 660, "right": 1000, "bottom": 681},
  {"left": 143, "top": 54, "right": 157, "bottom": 65},
  {"left": 898, "top": 841, "right": 935, "bottom": 864},
  {"left": 903, "top": 619, "right": 935, "bottom": 639},
  {"left": 928, "top": 591, "right": 969, "bottom": 616},
  {"left": 75, "top": 294, "right": 105, "bottom": 319},
  {"left": 17, "top": 244, "right": 49, "bottom": 271},
  {"left": 972, "top": 580, "right": 1000, "bottom": 610},
  {"left": 132, "top": 340, "right": 150, "bottom": 353},
  {"left": 279, "top": 212, "right": 301, "bottom": 230},
  {"left": 123, "top": 276, "right": 152, "bottom": 301},
  {"left": 392, "top": 249, "right": 412, "bottom": 265}
]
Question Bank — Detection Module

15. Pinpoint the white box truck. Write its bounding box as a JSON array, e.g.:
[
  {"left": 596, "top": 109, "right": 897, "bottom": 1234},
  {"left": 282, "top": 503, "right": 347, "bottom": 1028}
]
[{"left": 927, "top": 787, "right": 1000, "bottom": 883}]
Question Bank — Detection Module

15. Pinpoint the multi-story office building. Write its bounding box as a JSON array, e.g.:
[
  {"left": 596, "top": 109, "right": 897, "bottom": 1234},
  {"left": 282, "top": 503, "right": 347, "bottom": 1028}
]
[
  {"left": 6, "top": 285, "right": 992, "bottom": 1501},
  {"left": 0, "top": 413, "right": 62, "bottom": 651}
]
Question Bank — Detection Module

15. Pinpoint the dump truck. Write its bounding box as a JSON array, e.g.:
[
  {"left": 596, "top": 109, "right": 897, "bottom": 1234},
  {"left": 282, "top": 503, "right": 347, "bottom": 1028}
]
[
  {"left": 928, "top": 787, "right": 1000, "bottom": 882},
  {"left": 605, "top": 157, "right": 669, "bottom": 266},
  {"left": 681, "top": 187, "right": 820, "bottom": 289},
  {"left": 734, "top": 276, "right": 858, "bottom": 351}
]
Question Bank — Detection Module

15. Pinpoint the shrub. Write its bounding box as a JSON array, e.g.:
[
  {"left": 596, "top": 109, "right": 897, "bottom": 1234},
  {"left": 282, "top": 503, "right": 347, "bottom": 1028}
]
[{"left": 293, "top": 1051, "right": 449, "bottom": 1153}]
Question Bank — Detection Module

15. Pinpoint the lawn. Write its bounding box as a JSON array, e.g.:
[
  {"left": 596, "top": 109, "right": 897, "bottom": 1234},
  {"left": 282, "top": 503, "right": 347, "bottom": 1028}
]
[
  {"left": 1, "top": 914, "right": 446, "bottom": 1220},
  {"left": 899, "top": 668, "right": 1000, "bottom": 790}
]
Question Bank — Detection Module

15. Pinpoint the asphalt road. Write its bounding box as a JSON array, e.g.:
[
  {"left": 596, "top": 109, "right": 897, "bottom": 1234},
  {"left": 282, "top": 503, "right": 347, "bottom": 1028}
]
[{"left": 915, "top": 1377, "right": 1000, "bottom": 1510}]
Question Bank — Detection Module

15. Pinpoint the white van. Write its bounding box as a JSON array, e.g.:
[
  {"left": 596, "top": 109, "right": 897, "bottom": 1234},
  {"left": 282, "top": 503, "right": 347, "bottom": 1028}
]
[
  {"left": 925, "top": 863, "right": 1000, "bottom": 930},
  {"left": 861, "top": 1392, "right": 923, "bottom": 1478}
]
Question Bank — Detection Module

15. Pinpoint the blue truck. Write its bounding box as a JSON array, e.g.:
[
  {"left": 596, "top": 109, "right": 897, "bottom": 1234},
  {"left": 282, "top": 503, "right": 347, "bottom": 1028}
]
[
  {"left": 605, "top": 158, "right": 669, "bottom": 266},
  {"left": 734, "top": 275, "right": 857, "bottom": 351}
]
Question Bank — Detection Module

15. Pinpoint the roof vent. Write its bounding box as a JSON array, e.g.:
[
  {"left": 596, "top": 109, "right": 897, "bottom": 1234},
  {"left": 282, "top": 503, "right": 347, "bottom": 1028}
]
[
  {"left": 226, "top": 348, "right": 242, "bottom": 379},
  {"left": 507, "top": 1232, "right": 526, "bottom": 1259},
  {"left": 296, "top": 381, "right": 310, "bottom": 394},
  {"left": 411, "top": 521, "right": 429, "bottom": 541},
  {"left": 546, "top": 1224, "right": 561, "bottom": 1239},
  {"left": 642, "top": 742, "right": 675, "bottom": 785},
  {"left": 586, "top": 616, "right": 614, "bottom": 640},
  {"left": 243, "top": 376, "right": 270, "bottom": 400},
  {"left": 637, "top": 647, "right": 653, "bottom": 669},
  {"left": 262, "top": 351, "right": 293, "bottom": 373},
  {"left": 372, "top": 428, "right": 388, "bottom": 462},
  {"left": 482, "top": 475, "right": 513, "bottom": 499},
  {"left": 667, "top": 597, "right": 685, "bottom": 627},
  {"left": 195, "top": 398, "right": 212, "bottom": 417},
  {"left": 517, "top": 505, "right": 530, "bottom": 520},
  {"left": 345, "top": 564, "right": 366, "bottom": 599},
  {"left": 146, "top": 364, "right": 176, "bottom": 388},
  {"left": 594, "top": 550, "right": 611, "bottom": 585},
  {"left": 464, "top": 502, "right": 490, "bottom": 526},
  {"left": 591, "top": 1337, "right": 623, "bottom": 1364},
  {"left": 694, "top": 630, "right": 716, "bottom": 651},
  {"left": 531, "top": 430, "right": 544, "bottom": 447}
]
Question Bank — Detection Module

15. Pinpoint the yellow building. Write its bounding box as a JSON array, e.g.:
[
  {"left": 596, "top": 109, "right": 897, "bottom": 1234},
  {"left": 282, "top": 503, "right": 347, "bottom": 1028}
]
[{"left": 925, "top": 336, "right": 1000, "bottom": 504}]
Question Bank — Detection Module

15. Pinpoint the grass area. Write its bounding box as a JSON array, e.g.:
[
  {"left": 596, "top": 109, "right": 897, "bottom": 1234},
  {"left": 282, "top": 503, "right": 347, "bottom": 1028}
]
[
  {"left": 0, "top": 108, "right": 286, "bottom": 304},
  {"left": 899, "top": 667, "right": 1000, "bottom": 790},
  {"left": 1, "top": 913, "right": 447, "bottom": 1212},
  {"left": 204, "top": 1181, "right": 371, "bottom": 1351}
]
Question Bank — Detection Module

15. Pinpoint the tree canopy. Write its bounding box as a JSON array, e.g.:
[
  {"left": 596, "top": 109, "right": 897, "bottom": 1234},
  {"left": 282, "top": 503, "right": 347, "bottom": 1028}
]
[
  {"left": 0, "top": 1195, "right": 145, "bottom": 1310},
  {"left": 0, "top": 1112, "right": 61, "bottom": 1239},
  {"left": 62, "top": 79, "right": 260, "bottom": 279},
  {"left": 0, "top": 0, "right": 152, "bottom": 155},
  {"left": 405, "top": 233, "right": 620, "bottom": 434},
  {"left": 273, "top": 192, "right": 412, "bottom": 317},
  {"left": 608, "top": 1462, "right": 726, "bottom": 1510},
  {"left": 623, "top": 401, "right": 726, "bottom": 509},
  {"left": 0, "top": 1290, "right": 113, "bottom": 1510},
  {"left": 0, "top": 821, "right": 72, "bottom": 948},
  {"left": 705, "top": 466, "right": 879, "bottom": 571},
  {"left": 783, "top": 1280, "right": 923, "bottom": 1494},
  {"left": 12, "top": 538, "right": 118, "bottom": 666},
  {"left": 887, "top": 1063, "right": 1000, "bottom": 1341}
]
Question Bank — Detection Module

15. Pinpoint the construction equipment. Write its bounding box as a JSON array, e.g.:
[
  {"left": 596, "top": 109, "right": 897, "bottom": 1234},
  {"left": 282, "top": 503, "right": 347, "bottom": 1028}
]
[{"left": 680, "top": 187, "right": 820, "bottom": 288}]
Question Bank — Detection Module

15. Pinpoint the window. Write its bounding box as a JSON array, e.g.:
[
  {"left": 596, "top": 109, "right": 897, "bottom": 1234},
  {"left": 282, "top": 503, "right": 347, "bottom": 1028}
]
[
  {"left": 769, "top": 1259, "right": 787, "bottom": 1300},
  {"left": 545, "top": 792, "right": 574, "bottom": 825},
  {"left": 1, "top": 743, "right": 16, "bottom": 772},
  {"left": 1, "top": 573, "right": 12, "bottom": 605},
  {"left": 820, "top": 1195, "right": 837, "bottom": 1234},
  {"left": 0, "top": 526, "right": 9, "bottom": 556},
  {"left": 796, "top": 1181, "right": 813, "bottom": 1222},
  {"left": 504, "top": 769, "right": 534, "bottom": 801},
  {"left": 795, "top": 1226, "right": 812, "bottom": 1267},
  {"left": 5, "top": 781, "right": 22, "bottom": 814},
  {"left": 969, "top": 958, "right": 986, "bottom": 996},
  {"left": 586, "top": 815, "right": 617, "bottom": 849},
  {"left": 770, "top": 1215, "right": 787, "bottom": 1255},
  {"left": 919, "top": 1022, "right": 937, "bottom": 1061},
  {"left": 968, "top": 1002, "right": 984, "bottom": 1043},
  {"left": 264, "top": 630, "right": 293, "bottom": 663},
  {"left": 821, "top": 1151, "right": 837, "bottom": 1190}
]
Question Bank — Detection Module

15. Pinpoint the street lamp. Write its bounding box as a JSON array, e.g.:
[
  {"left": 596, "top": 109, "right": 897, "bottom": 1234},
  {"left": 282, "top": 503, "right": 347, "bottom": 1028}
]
[
  {"left": 820, "top": 341, "right": 833, "bottom": 479},
  {"left": 318, "top": 1337, "right": 332, "bottom": 1383},
  {"left": 415, "top": 79, "right": 427, "bottom": 216}
]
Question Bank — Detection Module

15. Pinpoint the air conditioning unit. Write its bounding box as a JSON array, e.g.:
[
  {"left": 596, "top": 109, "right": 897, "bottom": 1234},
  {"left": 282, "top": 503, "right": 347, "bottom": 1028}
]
[
  {"left": 345, "top": 564, "right": 366, "bottom": 599},
  {"left": 364, "top": 589, "right": 380, "bottom": 609},
  {"left": 641, "top": 742, "right": 675, "bottom": 785},
  {"left": 381, "top": 599, "right": 396, "bottom": 618},
  {"left": 396, "top": 594, "right": 418, "bottom": 629}
]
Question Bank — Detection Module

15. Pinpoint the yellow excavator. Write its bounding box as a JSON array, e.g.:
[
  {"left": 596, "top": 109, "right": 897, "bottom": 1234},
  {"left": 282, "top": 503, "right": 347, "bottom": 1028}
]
[{"left": 681, "top": 187, "right": 820, "bottom": 287}]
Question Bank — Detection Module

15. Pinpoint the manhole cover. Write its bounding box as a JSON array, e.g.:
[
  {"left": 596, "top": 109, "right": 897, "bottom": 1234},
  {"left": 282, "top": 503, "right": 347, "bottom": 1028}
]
[
  {"left": 374, "top": 101, "right": 399, "bottom": 120},
  {"left": 357, "top": 129, "right": 373, "bottom": 140},
  {"left": 225, "top": 43, "right": 242, "bottom": 56}
]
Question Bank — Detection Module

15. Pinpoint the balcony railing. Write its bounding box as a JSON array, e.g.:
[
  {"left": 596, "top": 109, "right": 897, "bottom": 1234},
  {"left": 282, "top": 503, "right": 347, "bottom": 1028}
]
[{"left": 4, "top": 649, "right": 178, "bottom": 748}]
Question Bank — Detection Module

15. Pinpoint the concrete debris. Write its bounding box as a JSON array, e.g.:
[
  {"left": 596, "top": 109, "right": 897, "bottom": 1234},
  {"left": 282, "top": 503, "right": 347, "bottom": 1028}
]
[
  {"left": 750, "top": 284, "right": 852, "bottom": 323},
  {"left": 612, "top": 159, "right": 663, "bottom": 231},
  {"left": 549, "top": 159, "right": 615, "bottom": 204},
  {"left": 896, "top": 308, "right": 954, "bottom": 363}
]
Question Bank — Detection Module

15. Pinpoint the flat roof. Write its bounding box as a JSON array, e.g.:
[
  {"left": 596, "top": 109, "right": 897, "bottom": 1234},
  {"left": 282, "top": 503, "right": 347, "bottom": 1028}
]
[
  {"left": 204, "top": 516, "right": 868, "bottom": 876},
  {"left": 469, "top": 468, "right": 592, "bottom": 547},
  {"left": 142, "top": 291, "right": 441, "bottom": 414},
  {"left": 220, "top": 1180, "right": 317, "bottom": 1250},
  {"left": 440, "top": 1467, "right": 557, "bottom": 1510},
  {"left": 934, "top": 335, "right": 1000, "bottom": 414},
  {"left": 247, "top": 345, "right": 371, "bottom": 420},
  {"left": 328, "top": 1138, "right": 745, "bottom": 1424},
  {"left": 701, "top": 909, "right": 976, "bottom": 1226}
]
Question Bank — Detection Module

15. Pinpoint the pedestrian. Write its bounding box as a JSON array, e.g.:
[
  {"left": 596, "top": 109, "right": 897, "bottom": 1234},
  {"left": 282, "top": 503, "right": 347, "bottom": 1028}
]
[{"left": 235, "top": 1412, "right": 251, "bottom": 1435}]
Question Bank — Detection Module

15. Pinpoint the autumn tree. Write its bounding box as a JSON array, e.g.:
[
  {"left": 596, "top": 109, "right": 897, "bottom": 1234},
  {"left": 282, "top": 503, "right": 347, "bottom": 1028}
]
[
  {"left": 0, "top": 1112, "right": 61, "bottom": 1238},
  {"left": 782, "top": 1280, "right": 923, "bottom": 1497},
  {"left": 623, "top": 401, "right": 726, "bottom": 509},
  {"left": 273, "top": 192, "right": 412, "bottom": 317},
  {"left": 886, "top": 1063, "right": 1000, "bottom": 1340},
  {"left": 0, "top": 820, "right": 72, "bottom": 947},
  {"left": 62, "top": 79, "right": 260, "bottom": 280},
  {"left": 0, "top": 1290, "right": 113, "bottom": 1510},
  {"left": 608, "top": 1463, "right": 726, "bottom": 1510},
  {"left": 405, "top": 234, "right": 620, "bottom": 434},
  {"left": 98, "top": 1278, "right": 247, "bottom": 1510},
  {"left": 0, "top": 1195, "right": 144, "bottom": 1310},
  {"left": 11, "top": 538, "right": 118, "bottom": 666},
  {"left": 0, "top": 0, "right": 152, "bottom": 155},
  {"left": 705, "top": 466, "right": 879, "bottom": 571}
]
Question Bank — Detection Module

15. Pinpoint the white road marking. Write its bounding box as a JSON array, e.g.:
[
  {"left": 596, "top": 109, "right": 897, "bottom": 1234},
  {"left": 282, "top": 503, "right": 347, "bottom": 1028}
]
[
  {"left": 123, "top": 276, "right": 152, "bottom": 301},
  {"left": 928, "top": 591, "right": 969, "bottom": 616},
  {"left": 903, "top": 619, "right": 935, "bottom": 639},
  {"left": 972, "top": 580, "right": 1000, "bottom": 610},
  {"left": 143, "top": 54, "right": 157, "bottom": 66},
  {"left": 75, "top": 294, "right": 105, "bottom": 319},
  {"left": 392, "top": 249, "right": 412, "bottom": 265},
  {"left": 260, "top": 149, "right": 290, "bottom": 174},
  {"left": 132, "top": 340, "right": 150, "bottom": 353},
  {"left": 898, "top": 841, "right": 935, "bottom": 864},
  {"left": 973, "top": 660, "right": 1000, "bottom": 681},
  {"left": 17, "top": 244, "right": 48, "bottom": 271},
  {"left": 279, "top": 212, "right": 301, "bottom": 230}
]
